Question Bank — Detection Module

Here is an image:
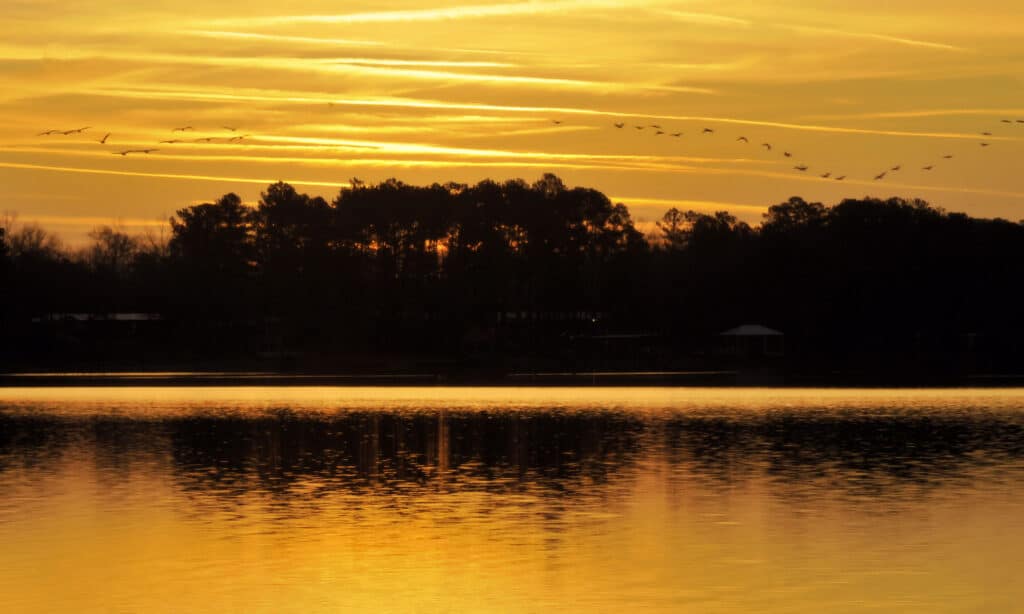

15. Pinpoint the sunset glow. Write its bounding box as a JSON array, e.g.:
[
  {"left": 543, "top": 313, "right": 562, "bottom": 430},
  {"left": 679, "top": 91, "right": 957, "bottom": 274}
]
[{"left": 2, "top": 0, "right": 1022, "bottom": 241}]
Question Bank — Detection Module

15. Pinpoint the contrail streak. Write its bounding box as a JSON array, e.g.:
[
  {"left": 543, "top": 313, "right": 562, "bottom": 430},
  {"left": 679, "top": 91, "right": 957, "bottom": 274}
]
[
  {"left": 781, "top": 24, "right": 963, "bottom": 51},
  {"left": 182, "top": 29, "right": 546, "bottom": 57},
  {"left": 806, "top": 108, "right": 1024, "bottom": 121},
  {"left": 203, "top": 0, "right": 626, "bottom": 27},
  {"left": 84, "top": 86, "right": 1010, "bottom": 141}
]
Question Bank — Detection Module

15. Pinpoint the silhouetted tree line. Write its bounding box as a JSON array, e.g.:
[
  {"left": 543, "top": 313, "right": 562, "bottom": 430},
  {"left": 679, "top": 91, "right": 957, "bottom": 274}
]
[{"left": 3, "top": 175, "right": 1024, "bottom": 376}]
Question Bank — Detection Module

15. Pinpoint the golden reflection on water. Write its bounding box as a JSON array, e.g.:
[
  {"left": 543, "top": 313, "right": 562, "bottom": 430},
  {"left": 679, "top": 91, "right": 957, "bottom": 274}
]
[
  {"left": 1, "top": 387, "right": 1024, "bottom": 612},
  {"left": 5, "top": 385, "right": 1024, "bottom": 415}
]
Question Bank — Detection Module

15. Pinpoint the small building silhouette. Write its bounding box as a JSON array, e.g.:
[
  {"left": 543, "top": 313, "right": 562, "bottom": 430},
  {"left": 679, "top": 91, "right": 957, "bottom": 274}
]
[{"left": 718, "top": 324, "right": 784, "bottom": 358}]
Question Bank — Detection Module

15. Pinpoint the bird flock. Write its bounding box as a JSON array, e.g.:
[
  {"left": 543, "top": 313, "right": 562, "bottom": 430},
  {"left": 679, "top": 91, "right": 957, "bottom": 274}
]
[
  {"left": 34, "top": 125, "right": 249, "bottom": 156},
  {"left": 33, "top": 114, "right": 1021, "bottom": 184},
  {"left": 586, "top": 116, "right": 1023, "bottom": 183}
]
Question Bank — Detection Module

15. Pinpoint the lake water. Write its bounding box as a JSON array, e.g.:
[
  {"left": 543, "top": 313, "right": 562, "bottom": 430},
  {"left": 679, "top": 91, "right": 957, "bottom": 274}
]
[{"left": 1, "top": 387, "right": 1023, "bottom": 613}]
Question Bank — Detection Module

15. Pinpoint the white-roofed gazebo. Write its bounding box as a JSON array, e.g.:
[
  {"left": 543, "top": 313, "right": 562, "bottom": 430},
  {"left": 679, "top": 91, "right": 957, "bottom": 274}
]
[{"left": 718, "top": 324, "right": 784, "bottom": 357}]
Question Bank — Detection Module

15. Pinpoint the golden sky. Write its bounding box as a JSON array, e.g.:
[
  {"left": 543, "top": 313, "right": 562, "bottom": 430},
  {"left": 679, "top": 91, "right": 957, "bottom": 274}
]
[{"left": 1, "top": 0, "right": 1022, "bottom": 242}]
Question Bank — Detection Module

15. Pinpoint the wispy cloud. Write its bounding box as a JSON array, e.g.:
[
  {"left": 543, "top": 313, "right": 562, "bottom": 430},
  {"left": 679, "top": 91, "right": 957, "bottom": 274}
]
[
  {"left": 654, "top": 10, "right": 752, "bottom": 27},
  {"left": 181, "top": 29, "right": 545, "bottom": 58},
  {"left": 327, "top": 59, "right": 515, "bottom": 69},
  {"left": 0, "top": 147, "right": 755, "bottom": 176},
  {"left": 70, "top": 84, "right": 664, "bottom": 119},
  {"left": 0, "top": 161, "right": 349, "bottom": 188},
  {"left": 183, "top": 30, "right": 387, "bottom": 48},
  {"left": 0, "top": 46, "right": 713, "bottom": 95},
  {"left": 80, "top": 85, "right": 1012, "bottom": 141},
  {"left": 805, "top": 108, "right": 1024, "bottom": 121},
  {"left": 243, "top": 134, "right": 776, "bottom": 165},
  {"left": 655, "top": 7, "right": 963, "bottom": 51},
  {"left": 472, "top": 125, "right": 598, "bottom": 138},
  {"left": 0, "top": 136, "right": 780, "bottom": 177},
  {"left": 779, "top": 24, "right": 964, "bottom": 52},
  {"left": 15, "top": 214, "right": 168, "bottom": 228},
  {"left": 64, "top": 83, "right": 1015, "bottom": 148},
  {"left": 202, "top": 0, "right": 627, "bottom": 27}
]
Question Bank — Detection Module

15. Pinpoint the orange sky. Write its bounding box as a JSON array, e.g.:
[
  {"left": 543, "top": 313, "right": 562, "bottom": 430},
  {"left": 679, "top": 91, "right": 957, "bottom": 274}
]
[{"left": 1, "top": 0, "right": 1022, "bottom": 243}]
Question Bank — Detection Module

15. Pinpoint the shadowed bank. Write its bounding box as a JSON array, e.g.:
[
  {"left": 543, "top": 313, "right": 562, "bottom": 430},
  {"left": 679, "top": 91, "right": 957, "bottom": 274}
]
[{"left": 3, "top": 175, "right": 1024, "bottom": 382}]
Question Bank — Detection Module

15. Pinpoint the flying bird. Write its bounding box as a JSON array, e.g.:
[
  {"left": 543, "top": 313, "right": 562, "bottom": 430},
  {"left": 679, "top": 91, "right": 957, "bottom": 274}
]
[
  {"left": 922, "top": 165, "right": 933, "bottom": 170},
  {"left": 650, "top": 124, "right": 662, "bottom": 129},
  {"left": 670, "top": 132, "right": 682, "bottom": 137},
  {"left": 874, "top": 171, "right": 887, "bottom": 180},
  {"left": 890, "top": 165, "right": 901, "bottom": 171},
  {"left": 195, "top": 137, "right": 216, "bottom": 142},
  {"left": 36, "top": 129, "right": 60, "bottom": 136},
  {"left": 980, "top": 142, "right": 990, "bottom": 147},
  {"left": 736, "top": 136, "right": 748, "bottom": 143},
  {"left": 702, "top": 128, "right": 714, "bottom": 134},
  {"left": 222, "top": 126, "right": 237, "bottom": 131},
  {"left": 761, "top": 143, "right": 771, "bottom": 150},
  {"left": 655, "top": 130, "right": 664, "bottom": 135},
  {"left": 635, "top": 126, "right": 645, "bottom": 130},
  {"left": 943, "top": 154, "right": 954, "bottom": 159},
  {"left": 551, "top": 120, "right": 562, "bottom": 125},
  {"left": 613, "top": 122, "right": 624, "bottom": 128},
  {"left": 1001, "top": 119, "right": 1012, "bottom": 123},
  {"left": 1017, "top": 120, "right": 1024, "bottom": 123},
  {"left": 173, "top": 126, "right": 194, "bottom": 132},
  {"left": 98, "top": 133, "right": 110, "bottom": 144},
  {"left": 981, "top": 132, "right": 992, "bottom": 136},
  {"left": 115, "top": 149, "right": 158, "bottom": 156},
  {"left": 783, "top": 151, "right": 792, "bottom": 157},
  {"left": 159, "top": 139, "right": 182, "bottom": 144},
  {"left": 229, "top": 135, "right": 250, "bottom": 142},
  {"left": 835, "top": 176, "right": 846, "bottom": 181},
  {"left": 61, "top": 126, "right": 91, "bottom": 135},
  {"left": 794, "top": 165, "right": 808, "bottom": 172},
  {"left": 820, "top": 172, "right": 831, "bottom": 178}
]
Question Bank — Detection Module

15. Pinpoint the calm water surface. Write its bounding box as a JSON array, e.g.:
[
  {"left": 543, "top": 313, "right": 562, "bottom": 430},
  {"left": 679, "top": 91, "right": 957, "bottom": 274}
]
[{"left": 2, "top": 387, "right": 1023, "bottom": 613}]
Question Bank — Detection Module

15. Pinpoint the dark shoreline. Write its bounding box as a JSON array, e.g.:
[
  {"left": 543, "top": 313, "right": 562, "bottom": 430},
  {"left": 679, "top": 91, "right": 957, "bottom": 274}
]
[{"left": 3, "top": 370, "right": 1024, "bottom": 388}]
